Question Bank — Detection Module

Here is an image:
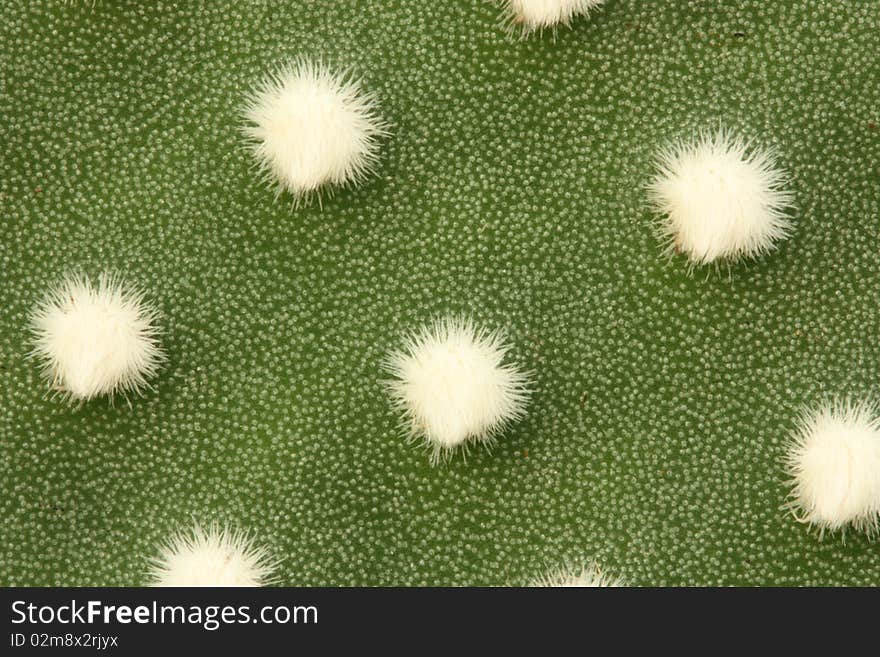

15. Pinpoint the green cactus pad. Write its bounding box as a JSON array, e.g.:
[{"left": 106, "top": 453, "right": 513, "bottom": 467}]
[{"left": 1, "top": 1, "right": 878, "bottom": 585}]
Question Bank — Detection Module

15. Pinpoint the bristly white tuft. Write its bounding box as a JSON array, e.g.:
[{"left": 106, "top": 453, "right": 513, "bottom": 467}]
[
  {"left": 383, "top": 317, "right": 530, "bottom": 464},
  {"left": 648, "top": 130, "right": 794, "bottom": 266},
  {"left": 243, "top": 59, "right": 388, "bottom": 206},
  {"left": 30, "top": 273, "right": 163, "bottom": 402},
  {"left": 532, "top": 562, "right": 624, "bottom": 587},
  {"left": 503, "top": 0, "right": 604, "bottom": 34},
  {"left": 785, "top": 401, "right": 880, "bottom": 538},
  {"left": 148, "top": 524, "right": 276, "bottom": 587}
]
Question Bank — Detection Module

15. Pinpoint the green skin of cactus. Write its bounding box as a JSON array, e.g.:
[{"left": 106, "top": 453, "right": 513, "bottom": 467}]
[{"left": 1, "top": 1, "right": 878, "bottom": 586}]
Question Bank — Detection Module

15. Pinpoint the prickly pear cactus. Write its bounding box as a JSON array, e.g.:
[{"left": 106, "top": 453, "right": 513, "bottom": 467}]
[{"left": 1, "top": 1, "right": 878, "bottom": 586}]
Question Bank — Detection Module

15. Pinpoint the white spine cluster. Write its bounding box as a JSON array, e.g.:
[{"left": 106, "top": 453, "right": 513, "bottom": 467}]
[
  {"left": 148, "top": 524, "right": 276, "bottom": 587},
  {"left": 785, "top": 401, "right": 880, "bottom": 537},
  {"left": 243, "top": 60, "right": 388, "bottom": 205},
  {"left": 648, "top": 131, "right": 793, "bottom": 266},
  {"left": 30, "top": 274, "right": 163, "bottom": 402},
  {"left": 532, "top": 562, "right": 624, "bottom": 587},
  {"left": 384, "top": 317, "right": 530, "bottom": 463},
  {"left": 504, "top": 0, "right": 604, "bottom": 33}
]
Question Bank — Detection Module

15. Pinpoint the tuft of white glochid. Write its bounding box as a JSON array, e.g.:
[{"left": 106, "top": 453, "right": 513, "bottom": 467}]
[
  {"left": 785, "top": 401, "right": 880, "bottom": 538},
  {"left": 503, "top": 0, "right": 605, "bottom": 34},
  {"left": 384, "top": 317, "right": 530, "bottom": 464},
  {"left": 243, "top": 59, "right": 388, "bottom": 206},
  {"left": 30, "top": 273, "right": 163, "bottom": 402},
  {"left": 532, "top": 562, "right": 624, "bottom": 587},
  {"left": 648, "top": 130, "right": 794, "bottom": 266},
  {"left": 148, "top": 524, "right": 276, "bottom": 587}
]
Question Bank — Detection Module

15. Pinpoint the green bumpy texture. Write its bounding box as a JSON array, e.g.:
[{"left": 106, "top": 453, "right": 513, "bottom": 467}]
[{"left": 1, "top": 0, "right": 878, "bottom": 586}]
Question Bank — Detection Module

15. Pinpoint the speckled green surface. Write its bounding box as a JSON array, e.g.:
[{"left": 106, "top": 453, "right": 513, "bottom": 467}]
[{"left": 1, "top": 1, "right": 879, "bottom": 586}]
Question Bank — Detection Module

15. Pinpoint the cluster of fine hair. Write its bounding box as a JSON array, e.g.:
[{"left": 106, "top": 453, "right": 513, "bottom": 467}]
[
  {"left": 648, "top": 130, "right": 794, "bottom": 267},
  {"left": 384, "top": 317, "right": 530, "bottom": 464},
  {"left": 503, "top": 0, "right": 604, "bottom": 34},
  {"left": 243, "top": 59, "right": 388, "bottom": 206},
  {"left": 147, "top": 524, "right": 276, "bottom": 587},
  {"left": 784, "top": 401, "right": 880, "bottom": 538},
  {"left": 29, "top": 274, "right": 162, "bottom": 402},
  {"left": 531, "top": 562, "right": 624, "bottom": 587}
]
